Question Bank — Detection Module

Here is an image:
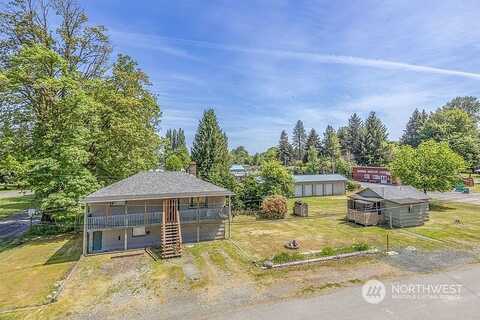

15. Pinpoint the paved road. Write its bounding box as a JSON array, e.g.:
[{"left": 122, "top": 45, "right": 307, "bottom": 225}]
[
  {"left": 0, "top": 189, "right": 32, "bottom": 199},
  {"left": 428, "top": 191, "right": 480, "bottom": 206},
  {"left": 0, "top": 211, "right": 39, "bottom": 239},
  {"left": 211, "top": 265, "right": 480, "bottom": 320}
]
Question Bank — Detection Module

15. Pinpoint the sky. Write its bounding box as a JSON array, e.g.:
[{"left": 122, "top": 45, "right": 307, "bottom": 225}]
[{"left": 80, "top": 1, "right": 480, "bottom": 153}]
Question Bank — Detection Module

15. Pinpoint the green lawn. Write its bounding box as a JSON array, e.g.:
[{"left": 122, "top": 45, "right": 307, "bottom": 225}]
[
  {"left": 0, "top": 194, "right": 34, "bottom": 219},
  {"left": 231, "top": 196, "right": 480, "bottom": 260},
  {"left": 0, "top": 235, "right": 82, "bottom": 311}
]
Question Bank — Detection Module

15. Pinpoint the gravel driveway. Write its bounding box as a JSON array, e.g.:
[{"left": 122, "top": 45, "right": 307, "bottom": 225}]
[{"left": 428, "top": 191, "right": 480, "bottom": 205}]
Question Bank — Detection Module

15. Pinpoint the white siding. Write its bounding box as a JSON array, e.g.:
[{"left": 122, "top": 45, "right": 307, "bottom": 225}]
[
  {"left": 314, "top": 183, "right": 324, "bottom": 196},
  {"left": 295, "top": 185, "right": 303, "bottom": 197},
  {"left": 304, "top": 184, "right": 313, "bottom": 196},
  {"left": 324, "top": 183, "right": 333, "bottom": 195}
]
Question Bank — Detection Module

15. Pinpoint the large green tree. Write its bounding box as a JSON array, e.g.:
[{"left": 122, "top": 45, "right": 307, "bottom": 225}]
[
  {"left": 88, "top": 55, "right": 161, "bottom": 182},
  {"left": 278, "top": 130, "right": 294, "bottom": 165},
  {"left": 322, "top": 125, "right": 341, "bottom": 172},
  {"left": 0, "top": 45, "right": 99, "bottom": 217},
  {"left": 305, "top": 128, "right": 321, "bottom": 154},
  {"left": 443, "top": 96, "right": 480, "bottom": 123},
  {"left": 345, "top": 113, "right": 363, "bottom": 162},
  {"left": 0, "top": 1, "right": 161, "bottom": 219},
  {"left": 292, "top": 120, "right": 307, "bottom": 161},
  {"left": 191, "top": 109, "right": 229, "bottom": 180},
  {"left": 358, "top": 112, "right": 390, "bottom": 166},
  {"left": 400, "top": 108, "right": 429, "bottom": 147},
  {"left": 230, "top": 146, "right": 252, "bottom": 165},
  {"left": 259, "top": 160, "right": 293, "bottom": 197},
  {"left": 420, "top": 108, "right": 480, "bottom": 170},
  {"left": 163, "top": 127, "right": 190, "bottom": 170},
  {"left": 390, "top": 140, "right": 465, "bottom": 193}
]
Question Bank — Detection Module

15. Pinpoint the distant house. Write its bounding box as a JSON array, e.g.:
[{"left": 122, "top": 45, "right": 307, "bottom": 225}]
[
  {"left": 347, "top": 183, "right": 429, "bottom": 228},
  {"left": 82, "top": 170, "right": 234, "bottom": 258},
  {"left": 293, "top": 174, "right": 347, "bottom": 197},
  {"left": 230, "top": 164, "right": 248, "bottom": 179},
  {"left": 352, "top": 166, "right": 395, "bottom": 185}
]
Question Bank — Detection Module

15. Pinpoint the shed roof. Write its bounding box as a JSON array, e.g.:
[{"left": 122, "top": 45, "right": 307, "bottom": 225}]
[
  {"left": 354, "top": 183, "right": 429, "bottom": 204},
  {"left": 84, "top": 171, "right": 234, "bottom": 203},
  {"left": 293, "top": 174, "right": 348, "bottom": 183}
]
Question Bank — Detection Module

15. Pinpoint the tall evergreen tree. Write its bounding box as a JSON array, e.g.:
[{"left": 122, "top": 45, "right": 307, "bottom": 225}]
[
  {"left": 345, "top": 113, "right": 363, "bottom": 162},
  {"left": 322, "top": 125, "right": 341, "bottom": 172},
  {"left": 400, "top": 108, "right": 429, "bottom": 147},
  {"left": 359, "top": 112, "right": 389, "bottom": 166},
  {"left": 292, "top": 120, "right": 307, "bottom": 161},
  {"left": 278, "top": 130, "right": 294, "bottom": 165},
  {"left": 191, "top": 109, "right": 229, "bottom": 180},
  {"left": 305, "top": 128, "right": 321, "bottom": 153}
]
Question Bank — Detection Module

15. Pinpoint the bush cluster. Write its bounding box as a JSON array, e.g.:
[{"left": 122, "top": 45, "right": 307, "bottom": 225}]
[
  {"left": 346, "top": 180, "right": 361, "bottom": 192},
  {"left": 260, "top": 195, "right": 288, "bottom": 219}
]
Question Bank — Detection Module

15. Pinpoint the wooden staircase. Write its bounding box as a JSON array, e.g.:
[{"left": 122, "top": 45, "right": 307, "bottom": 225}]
[{"left": 160, "top": 199, "right": 182, "bottom": 259}]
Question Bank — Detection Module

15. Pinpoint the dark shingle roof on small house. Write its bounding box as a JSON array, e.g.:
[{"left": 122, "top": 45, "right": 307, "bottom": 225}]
[
  {"left": 84, "top": 170, "right": 234, "bottom": 203},
  {"left": 351, "top": 183, "right": 429, "bottom": 204},
  {"left": 293, "top": 174, "right": 348, "bottom": 183}
]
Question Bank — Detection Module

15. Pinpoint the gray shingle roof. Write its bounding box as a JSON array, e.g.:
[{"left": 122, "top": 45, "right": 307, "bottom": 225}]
[
  {"left": 358, "top": 183, "right": 429, "bottom": 204},
  {"left": 293, "top": 174, "right": 348, "bottom": 183},
  {"left": 84, "top": 171, "right": 234, "bottom": 203}
]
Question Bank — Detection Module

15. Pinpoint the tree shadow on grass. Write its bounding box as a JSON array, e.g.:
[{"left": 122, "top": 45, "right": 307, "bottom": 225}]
[
  {"left": 429, "top": 203, "right": 456, "bottom": 212},
  {"left": 45, "top": 236, "right": 82, "bottom": 265}
]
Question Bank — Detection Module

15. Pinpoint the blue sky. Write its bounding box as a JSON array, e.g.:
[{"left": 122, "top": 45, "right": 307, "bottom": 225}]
[{"left": 82, "top": 1, "right": 480, "bottom": 153}]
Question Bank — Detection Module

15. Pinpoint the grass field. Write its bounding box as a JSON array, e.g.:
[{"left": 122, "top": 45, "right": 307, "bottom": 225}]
[
  {"left": 230, "top": 196, "right": 480, "bottom": 260},
  {"left": 0, "top": 235, "right": 82, "bottom": 311},
  {"left": 0, "top": 194, "right": 34, "bottom": 219}
]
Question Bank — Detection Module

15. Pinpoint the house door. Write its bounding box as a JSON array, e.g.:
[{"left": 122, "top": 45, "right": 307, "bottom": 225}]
[
  {"left": 92, "top": 231, "right": 102, "bottom": 251},
  {"left": 380, "top": 175, "right": 387, "bottom": 184}
]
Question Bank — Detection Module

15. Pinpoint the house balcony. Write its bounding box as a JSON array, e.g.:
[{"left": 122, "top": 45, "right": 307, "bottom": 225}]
[
  {"left": 86, "top": 206, "right": 230, "bottom": 231},
  {"left": 347, "top": 208, "right": 381, "bottom": 226}
]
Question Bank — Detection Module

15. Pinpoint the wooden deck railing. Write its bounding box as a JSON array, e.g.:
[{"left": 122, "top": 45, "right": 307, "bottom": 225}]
[
  {"left": 86, "top": 206, "right": 229, "bottom": 231},
  {"left": 347, "top": 208, "right": 380, "bottom": 226}
]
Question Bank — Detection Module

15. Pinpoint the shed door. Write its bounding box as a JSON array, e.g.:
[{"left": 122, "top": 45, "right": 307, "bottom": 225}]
[
  {"left": 324, "top": 184, "right": 333, "bottom": 196},
  {"left": 304, "top": 184, "right": 313, "bottom": 196},
  {"left": 92, "top": 231, "right": 102, "bottom": 251},
  {"left": 315, "top": 183, "right": 324, "bottom": 196},
  {"left": 295, "top": 185, "right": 303, "bottom": 197}
]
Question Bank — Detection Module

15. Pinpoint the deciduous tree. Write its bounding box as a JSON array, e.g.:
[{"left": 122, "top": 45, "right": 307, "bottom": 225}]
[{"left": 390, "top": 141, "right": 465, "bottom": 193}]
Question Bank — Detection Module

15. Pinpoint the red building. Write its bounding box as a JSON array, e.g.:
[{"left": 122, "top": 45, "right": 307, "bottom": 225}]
[{"left": 352, "top": 166, "right": 394, "bottom": 184}]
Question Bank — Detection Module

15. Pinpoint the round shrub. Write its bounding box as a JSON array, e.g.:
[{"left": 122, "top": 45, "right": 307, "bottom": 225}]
[
  {"left": 260, "top": 195, "right": 288, "bottom": 219},
  {"left": 346, "top": 180, "right": 361, "bottom": 192}
]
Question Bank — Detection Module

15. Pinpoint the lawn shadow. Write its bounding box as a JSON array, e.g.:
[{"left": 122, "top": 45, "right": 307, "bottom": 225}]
[
  {"left": 45, "top": 236, "right": 82, "bottom": 265},
  {"left": 429, "top": 202, "right": 456, "bottom": 212}
]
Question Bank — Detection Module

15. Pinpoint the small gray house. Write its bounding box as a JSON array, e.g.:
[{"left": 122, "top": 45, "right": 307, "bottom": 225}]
[
  {"left": 82, "top": 170, "right": 234, "bottom": 258},
  {"left": 347, "top": 183, "right": 429, "bottom": 228},
  {"left": 293, "top": 174, "right": 347, "bottom": 197}
]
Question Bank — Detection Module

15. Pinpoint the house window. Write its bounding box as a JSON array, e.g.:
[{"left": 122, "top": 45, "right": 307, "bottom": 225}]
[
  {"left": 190, "top": 197, "right": 208, "bottom": 208},
  {"left": 132, "top": 226, "right": 146, "bottom": 237}
]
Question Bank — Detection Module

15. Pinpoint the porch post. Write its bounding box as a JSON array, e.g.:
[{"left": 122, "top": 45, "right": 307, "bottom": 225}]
[
  {"left": 196, "top": 200, "right": 200, "bottom": 243},
  {"left": 124, "top": 203, "right": 128, "bottom": 250},
  {"left": 83, "top": 204, "right": 88, "bottom": 256},
  {"left": 124, "top": 228, "right": 128, "bottom": 250},
  {"left": 228, "top": 196, "right": 231, "bottom": 239}
]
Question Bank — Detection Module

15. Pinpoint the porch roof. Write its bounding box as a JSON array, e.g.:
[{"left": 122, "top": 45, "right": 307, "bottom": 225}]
[{"left": 83, "top": 170, "right": 234, "bottom": 203}]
